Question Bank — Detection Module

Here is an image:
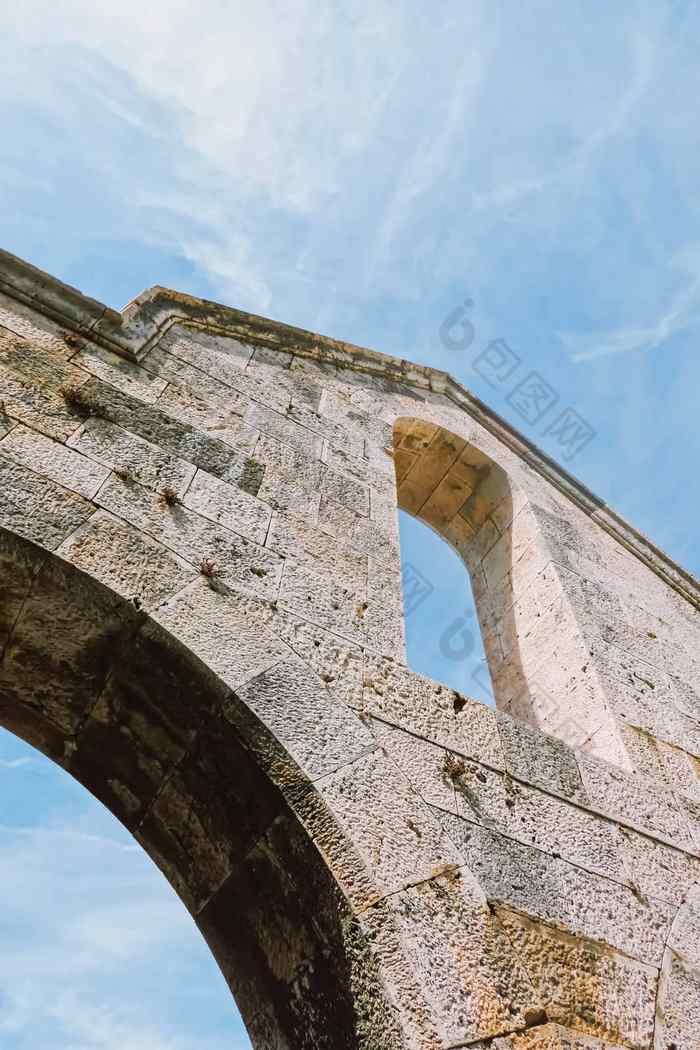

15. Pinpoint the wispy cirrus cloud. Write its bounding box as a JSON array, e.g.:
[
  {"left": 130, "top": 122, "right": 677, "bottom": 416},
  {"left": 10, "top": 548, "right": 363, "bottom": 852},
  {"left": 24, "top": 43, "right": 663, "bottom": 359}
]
[
  {"left": 0, "top": 4, "right": 700, "bottom": 1046},
  {"left": 560, "top": 244, "right": 700, "bottom": 361}
]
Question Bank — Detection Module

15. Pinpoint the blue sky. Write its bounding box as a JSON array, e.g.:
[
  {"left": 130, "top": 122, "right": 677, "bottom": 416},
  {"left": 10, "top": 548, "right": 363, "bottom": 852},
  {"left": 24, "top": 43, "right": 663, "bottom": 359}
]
[{"left": 1, "top": 2, "right": 699, "bottom": 1046}]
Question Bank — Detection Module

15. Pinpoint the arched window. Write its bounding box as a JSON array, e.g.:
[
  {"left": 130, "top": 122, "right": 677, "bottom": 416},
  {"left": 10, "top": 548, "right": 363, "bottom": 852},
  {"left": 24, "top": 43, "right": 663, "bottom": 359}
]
[{"left": 393, "top": 417, "right": 515, "bottom": 701}]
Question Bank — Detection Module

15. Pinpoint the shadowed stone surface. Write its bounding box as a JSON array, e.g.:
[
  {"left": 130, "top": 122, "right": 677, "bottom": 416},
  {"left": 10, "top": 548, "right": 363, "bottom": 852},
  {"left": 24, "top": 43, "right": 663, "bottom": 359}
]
[{"left": 0, "top": 249, "right": 698, "bottom": 1049}]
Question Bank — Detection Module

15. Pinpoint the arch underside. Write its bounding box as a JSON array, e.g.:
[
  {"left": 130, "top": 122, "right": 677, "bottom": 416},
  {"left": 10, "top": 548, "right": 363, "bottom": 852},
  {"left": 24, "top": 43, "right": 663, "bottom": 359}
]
[{"left": 0, "top": 527, "right": 400, "bottom": 1050}]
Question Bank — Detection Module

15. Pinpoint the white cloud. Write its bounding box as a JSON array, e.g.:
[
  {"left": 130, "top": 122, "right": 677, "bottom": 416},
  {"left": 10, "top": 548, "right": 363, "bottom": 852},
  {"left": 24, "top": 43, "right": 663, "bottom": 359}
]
[{"left": 0, "top": 757, "right": 33, "bottom": 769}]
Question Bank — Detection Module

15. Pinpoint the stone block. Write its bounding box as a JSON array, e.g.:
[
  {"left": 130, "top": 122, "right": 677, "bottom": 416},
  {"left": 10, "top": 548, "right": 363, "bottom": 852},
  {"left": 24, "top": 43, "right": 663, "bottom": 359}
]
[
  {"left": 294, "top": 747, "right": 466, "bottom": 907},
  {"left": 0, "top": 552, "right": 142, "bottom": 733},
  {"left": 267, "top": 510, "right": 367, "bottom": 591},
  {"left": 73, "top": 343, "right": 168, "bottom": 402},
  {"left": 136, "top": 725, "right": 282, "bottom": 914},
  {"left": 361, "top": 874, "right": 543, "bottom": 1046},
  {"left": 256, "top": 468, "right": 321, "bottom": 523},
  {"left": 278, "top": 559, "right": 366, "bottom": 645},
  {"left": 496, "top": 910, "right": 657, "bottom": 1049},
  {"left": 271, "top": 608, "right": 364, "bottom": 708},
  {"left": 0, "top": 422, "right": 110, "bottom": 498},
  {"left": 576, "top": 750, "right": 695, "bottom": 851},
  {"left": 155, "top": 379, "right": 257, "bottom": 449},
  {"left": 490, "top": 1024, "right": 628, "bottom": 1049},
  {"left": 359, "top": 653, "right": 504, "bottom": 766},
  {"left": 142, "top": 342, "right": 250, "bottom": 411},
  {"left": 158, "top": 321, "right": 253, "bottom": 374},
  {"left": 80, "top": 376, "right": 259, "bottom": 475},
  {"left": 0, "top": 360, "right": 85, "bottom": 441},
  {"left": 287, "top": 401, "right": 366, "bottom": 459},
  {"left": 246, "top": 401, "right": 324, "bottom": 457},
  {"left": 182, "top": 467, "right": 271, "bottom": 546},
  {"left": 0, "top": 309, "right": 73, "bottom": 359},
  {"left": 655, "top": 950, "right": 700, "bottom": 1050},
  {"left": 70, "top": 618, "right": 229, "bottom": 827},
  {"left": 57, "top": 509, "right": 196, "bottom": 610},
  {"left": 496, "top": 712, "right": 586, "bottom": 802},
  {"left": 228, "top": 657, "right": 376, "bottom": 785},
  {"left": 439, "top": 818, "right": 671, "bottom": 962},
  {"left": 152, "top": 578, "right": 290, "bottom": 690},
  {"left": 419, "top": 748, "right": 624, "bottom": 883},
  {"left": 0, "top": 452, "right": 93, "bottom": 550},
  {"left": 617, "top": 824, "right": 700, "bottom": 907}
]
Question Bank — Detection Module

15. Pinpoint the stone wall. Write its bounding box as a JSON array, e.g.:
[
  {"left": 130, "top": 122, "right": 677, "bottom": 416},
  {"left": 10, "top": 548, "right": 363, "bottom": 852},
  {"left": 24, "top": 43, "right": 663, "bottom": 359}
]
[{"left": 0, "top": 250, "right": 698, "bottom": 1049}]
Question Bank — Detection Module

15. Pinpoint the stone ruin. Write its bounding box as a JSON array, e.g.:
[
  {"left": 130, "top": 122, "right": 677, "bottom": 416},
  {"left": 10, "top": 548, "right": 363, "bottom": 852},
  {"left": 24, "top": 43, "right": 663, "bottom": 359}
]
[{"left": 0, "top": 248, "right": 698, "bottom": 1049}]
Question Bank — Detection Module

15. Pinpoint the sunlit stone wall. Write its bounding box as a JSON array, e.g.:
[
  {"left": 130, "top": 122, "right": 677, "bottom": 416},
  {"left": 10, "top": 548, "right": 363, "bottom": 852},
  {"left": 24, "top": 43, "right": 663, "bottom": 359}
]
[{"left": 0, "top": 251, "right": 698, "bottom": 1049}]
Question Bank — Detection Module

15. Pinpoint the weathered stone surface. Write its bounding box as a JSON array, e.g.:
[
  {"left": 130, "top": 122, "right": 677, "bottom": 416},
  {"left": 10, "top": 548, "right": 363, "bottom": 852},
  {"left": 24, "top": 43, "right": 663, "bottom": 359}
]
[
  {"left": 0, "top": 549, "right": 142, "bottom": 732},
  {"left": 576, "top": 750, "right": 695, "bottom": 851},
  {"left": 70, "top": 618, "right": 230, "bottom": 827},
  {"left": 0, "top": 307, "right": 73, "bottom": 359},
  {"left": 0, "top": 360, "right": 85, "bottom": 440},
  {"left": 152, "top": 578, "right": 290, "bottom": 689},
  {"left": 95, "top": 473, "right": 283, "bottom": 599},
  {"left": 137, "top": 724, "right": 283, "bottom": 914},
  {"left": 616, "top": 824, "right": 700, "bottom": 906},
  {"left": 322, "top": 466, "right": 370, "bottom": 516},
  {"left": 432, "top": 770, "right": 626, "bottom": 882},
  {"left": 271, "top": 609, "right": 364, "bottom": 708},
  {"left": 2, "top": 256, "right": 700, "bottom": 1050},
  {"left": 0, "top": 402, "right": 11, "bottom": 439},
  {"left": 278, "top": 558, "right": 366, "bottom": 645},
  {"left": 0, "top": 332, "right": 86, "bottom": 389},
  {"left": 0, "top": 421, "right": 110, "bottom": 498},
  {"left": 182, "top": 468, "right": 271, "bottom": 546},
  {"left": 0, "top": 527, "right": 45, "bottom": 653},
  {"left": 73, "top": 377, "right": 259, "bottom": 479},
  {"left": 229, "top": 656, "right": 376, "bottom": 785},
  {"left": 439, "top": 816, "right": 672, "bottom": 962},
  {"left": 158, "top": 322, "right": 254, "bottom": 374},
  {"left": 267, "top": 511, "right": 367, "bottom": 591},
  {"left": 654, "top": 949, "right": 700, "bottom": 1050},
  {"left": 496, "top": 910, "right": 657, "bottom": 1049},
  {"left": 497, "top": 711, "right": 587, "bottom": 802},
  {"left": 73, "top": 342, "right": 168, "bottom": 402},
  {"left": 293, "top": 747, "right": 466, "bottom": 907},
  {"left": 490, "top": 1024, "right": 629, "bottom": 1049},
  {"left": 246, "top": 401, "right": 324, "bottom": 457},
  {"left": 57, "top": 509, "right": 196, "bottom": 609},
  {"left": 359, "top": 653, "right": 503, "bottom": 766},
  {"left": 362, "top": 874, "right": 543, "bottom": 1046},
  {"left": 68, "top": 416, "right": 196, "bottom": 496},
  {"left": 0, "top": 452, "right": 94, "bottom": 550}
]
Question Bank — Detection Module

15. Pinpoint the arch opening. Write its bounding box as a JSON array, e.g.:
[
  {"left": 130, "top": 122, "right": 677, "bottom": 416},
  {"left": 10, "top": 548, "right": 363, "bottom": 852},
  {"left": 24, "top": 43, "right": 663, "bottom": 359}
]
[{"left": 0, "top": 724, "right": 246, "bottom": 1047}]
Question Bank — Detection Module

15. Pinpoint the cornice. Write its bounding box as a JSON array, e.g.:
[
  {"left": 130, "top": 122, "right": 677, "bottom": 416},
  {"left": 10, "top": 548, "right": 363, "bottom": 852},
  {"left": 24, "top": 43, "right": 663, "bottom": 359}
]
[{"left": 1, "top": 248, "right": 697, "bottom": 610}]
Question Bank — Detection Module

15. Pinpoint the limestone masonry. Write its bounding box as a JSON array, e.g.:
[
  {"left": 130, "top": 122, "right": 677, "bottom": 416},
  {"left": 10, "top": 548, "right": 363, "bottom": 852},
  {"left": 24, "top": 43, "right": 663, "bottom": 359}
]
[{"left": 0, "top": 248, "right": 698, "bottom": 1049}]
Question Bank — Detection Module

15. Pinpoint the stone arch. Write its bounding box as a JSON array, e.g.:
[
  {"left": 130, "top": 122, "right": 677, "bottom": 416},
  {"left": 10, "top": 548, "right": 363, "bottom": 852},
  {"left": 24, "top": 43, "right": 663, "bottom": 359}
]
[
  {"left": 0, "top": 526, "right": 405, "bottom": 1049},
  {"left": 0, "top": 524, "right": 545, "bottom": 1049},
  {"left": 2, "top": 252, "right": 696, "bottom": 1047},
  {"left": 392, "top": 417, "right": 623, "bottom": 757}
]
